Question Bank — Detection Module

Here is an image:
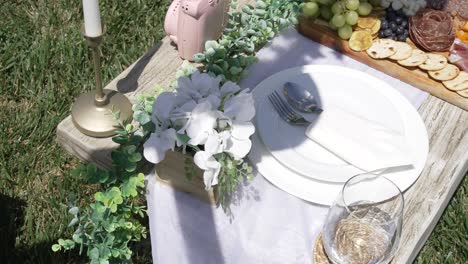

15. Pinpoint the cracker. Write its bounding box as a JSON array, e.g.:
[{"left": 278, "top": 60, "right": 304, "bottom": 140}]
[
  {"left": 457, "top": 89, "right": 468, "bottom": 98},
  {"left": 389, "top": 42, "right": 413, "bottom": 61},
  {"left": 443, "top": 71, "right": 468, "bottom": 90},
  {"left": 357, "top": 16, "right": 378, "bottom": 29},
  {"left": 349, "top": 31, "right": 373, "bottom": 51},
  {"left": 429, "top": 64, "right": 460, "bottom": 81},
  {"left": 419, "top": 54, "right": 448, "bottom": 71},
  {"left": 370, "top": 19, "right": 381, "bottom": 35},
  {"left": 397, "top": 49, "right": 427, "bottom": 67},
  {"left": 366, "top": 39, "right": 396, "bottom": 59}
]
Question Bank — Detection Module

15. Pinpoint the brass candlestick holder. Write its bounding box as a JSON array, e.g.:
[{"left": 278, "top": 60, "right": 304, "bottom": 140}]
[{"left": 71, "top": 25, "right": 133, "bottom": 138}]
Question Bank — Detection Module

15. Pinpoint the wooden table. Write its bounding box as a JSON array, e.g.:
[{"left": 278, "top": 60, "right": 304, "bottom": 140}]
[{"left": 56, "top": 2, "right": 468, "bottom": 263}]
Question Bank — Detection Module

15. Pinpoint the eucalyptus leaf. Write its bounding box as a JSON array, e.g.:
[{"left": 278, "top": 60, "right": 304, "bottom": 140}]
[
  {"left": 125, "top": 162, "right": 137, "bottom": 172},
  {"left": 72, "top": 233, "right": 83, "bottom": 243},
  {"left": 208, "top": 64, "right": 223, "bottom": 75},
  {"left": 193, "top": 53, "right": 206, "bottom": 63},
  {"left": 241, "top": 5, "right": 252, "bottom": 14},
  {"left": 89, "top": 248, "right": 100, "bottom": 260},
  {"left": 205, "top": 47, "right": 216, "bottom": 57},
  {"left": 205, "top": 40, "right": 219, "bottom": 50},
  {"left": 51, "top": 244, "right": 61, "bottom": 252},
  {"left": 122, "top": 174, "right": 145, "bottom": 198},
  {"left": 128, "top": 152, "right": 142, "bottom": 163},
  {"left": 134, "top": 111, "right": 151, "bottom": 125},
  {"left": 68, "top": 206, "right": 79, "bottom": 215},
  {"left": 256, "top": 1, "right": 267, "bottom": 9},
  {"left": 68, "top": 217, "right": 79, "bottom": 227},
  {"left": 94, "top": 192, "right": 104, "bottom": 202},
  {"left": 229, "top": 67, "right": 242, "bottom": 75}
]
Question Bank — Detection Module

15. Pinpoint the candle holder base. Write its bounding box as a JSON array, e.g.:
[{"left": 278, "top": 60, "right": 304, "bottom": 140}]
[{"left": 71, "top": 89, "right": 133, "bottom": 138}]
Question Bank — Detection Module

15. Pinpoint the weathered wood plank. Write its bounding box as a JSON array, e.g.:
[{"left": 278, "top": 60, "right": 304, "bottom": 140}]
[{"left": 394, "top": 96, "right": 468, "bottom": 263}]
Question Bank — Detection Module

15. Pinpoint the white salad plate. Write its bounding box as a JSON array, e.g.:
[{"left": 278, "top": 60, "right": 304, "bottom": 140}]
[{"left": 248, "top": 65, "right": 429, "bottom": 205}]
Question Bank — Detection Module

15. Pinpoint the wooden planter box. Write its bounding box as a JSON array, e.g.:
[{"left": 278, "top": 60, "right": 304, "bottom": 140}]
[{"left": 155, "top": 150, "right": 218, "bottom": 205}]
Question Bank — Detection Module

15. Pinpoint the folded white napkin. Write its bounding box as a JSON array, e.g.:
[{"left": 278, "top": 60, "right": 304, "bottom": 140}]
[{"left": 305, "top": 107, "right": 413, "bottom": 172}]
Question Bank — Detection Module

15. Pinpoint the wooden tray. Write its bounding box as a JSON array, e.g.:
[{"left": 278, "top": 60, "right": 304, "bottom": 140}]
[{"left": 298, "top": 17, "right": 468, "bottom": 111}]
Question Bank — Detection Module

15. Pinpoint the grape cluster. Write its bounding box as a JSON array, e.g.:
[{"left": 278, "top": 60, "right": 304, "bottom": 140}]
[
  {"left": 378, "top": 7, "right": 409, "bottom": 42},
  {"left": 302, "top": 0, "right": 375, "bottom": 40}
]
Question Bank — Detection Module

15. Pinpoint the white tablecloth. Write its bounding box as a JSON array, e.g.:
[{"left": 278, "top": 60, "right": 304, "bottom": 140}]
[{"left": 146, "top": 28, "right": 429, "bottom": 264}]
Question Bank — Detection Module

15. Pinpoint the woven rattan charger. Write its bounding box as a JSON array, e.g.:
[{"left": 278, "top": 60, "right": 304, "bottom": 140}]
[{"left": 313, "top": 233, "right": 396, "bottom": 264}]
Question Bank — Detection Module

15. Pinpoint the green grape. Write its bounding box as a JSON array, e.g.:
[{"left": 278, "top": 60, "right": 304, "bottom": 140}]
[
  {"left": 303, "top": 2, "right": 320, "bottom": 18},
  {"left": 357, "top": 2, "right": 373, "bottom": 16},
  {"left": 331, "top": 14, "right": 346, "bottom": 28},
  {"left": 329, "top": 18, "right": 339, "bottom": 30},
  {"left": 338, "top": 25, "right": 353, "bottom": 39},
  {"left": 345, "top": 0, "right": 360, "bottom": 11},
  {"left": 320, "top": 6, "right": 333, "bottom": 20},
  {"left": 317, "top": 0, "right": 334, "bottom": 5},
  {"left": 331, "top": 2, "right": 344, "bottom": 14},
  {"left": 345, "top": 11, "right": 359, "bottom": 25}
]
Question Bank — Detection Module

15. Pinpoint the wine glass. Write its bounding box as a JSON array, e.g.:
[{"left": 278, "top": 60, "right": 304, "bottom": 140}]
[{"left": 322, "top": 173, "right": 404, "bottom": 264}]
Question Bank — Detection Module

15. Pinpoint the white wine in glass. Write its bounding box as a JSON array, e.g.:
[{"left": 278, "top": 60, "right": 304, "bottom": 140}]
[{"left": 323, "top": 173, "right": 404, "bottom": 264}]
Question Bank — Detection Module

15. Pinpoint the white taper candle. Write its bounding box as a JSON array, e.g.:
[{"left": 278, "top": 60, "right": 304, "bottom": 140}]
[{"left": 83, "top": 0, "right": 102, "bottom": 37}]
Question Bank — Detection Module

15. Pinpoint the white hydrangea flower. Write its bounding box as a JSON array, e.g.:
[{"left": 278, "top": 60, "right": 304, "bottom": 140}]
[
  {"left": 223, "top": 90, "right": 256, "bottom": 122},
  {"left": 225, "top": 121, "right": 255, "bottom": 160},
  {"left": 205, "top": 131, "right": 231, "bottom": 155},
  {"left": 185, "top": 101, "right": 219, "bottom": 146},
  {"left": 220, "top": 81, "right": 241, "bottom": 97},
  {"left": 152, "top": 92, "right": 177, "bottom": 127},
  {"left": 143, "top": 128, "right": 180, "bottom": 164},
  {"left": 177, "top": 71, "right": 222, "bottom": 102},
  {"left": 193, "top": 130, "right": 232, "bottom": 189},
  {"left": 221, "top": 91, "right": 256, "bottom": 160},
  {"left": 194, "top": 150, "right": 221, "bottom": 190}
]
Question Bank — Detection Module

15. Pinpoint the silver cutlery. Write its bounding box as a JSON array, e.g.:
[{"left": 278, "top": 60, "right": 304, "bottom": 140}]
[
  {"left": 283, "top": 82, "right": 323, "bottom": 113},
  {"left": 268, "top": 91, "right": 310, "bottom": 125}
]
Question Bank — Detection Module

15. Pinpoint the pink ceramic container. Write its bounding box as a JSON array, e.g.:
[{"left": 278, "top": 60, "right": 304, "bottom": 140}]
[{"left": 164, "top": 0, "right": 230, "bottom": 61}]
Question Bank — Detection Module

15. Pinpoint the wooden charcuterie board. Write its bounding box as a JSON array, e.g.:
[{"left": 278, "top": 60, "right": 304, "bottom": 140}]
[{"left": 297, "top": 17, "right": 468, "bottom": 111}]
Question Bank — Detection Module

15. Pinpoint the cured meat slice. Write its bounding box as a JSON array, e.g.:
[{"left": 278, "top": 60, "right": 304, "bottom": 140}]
[
  {"left": 448, "top": 0, "right": 468, "bottom": 20},
  {"left": 449, "top": 38, "right": 468, "bottom": 71},
  {"left": 410, "top": 9, "right": 455, "bottom": 52}
]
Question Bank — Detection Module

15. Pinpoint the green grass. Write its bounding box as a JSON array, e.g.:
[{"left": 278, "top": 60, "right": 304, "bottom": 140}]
[
  {"left": 0, "top": 0, "right": 466, "bottom": 263},
  {"left": 0, "top": 0, "right": 169, "bottom": 263},
  {"left": 415, "top": 174, "right": 468, "bottom": 264}
]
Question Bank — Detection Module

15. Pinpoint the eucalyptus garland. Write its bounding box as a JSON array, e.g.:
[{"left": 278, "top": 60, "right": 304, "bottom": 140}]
[
  {"left": 194, "top": 0, "right": 303, "bottom": 82},
  {"left": 53, "top": 119, "right": 148, "bottom": 264},
  {"left": 54, "top": 0, "right": 302, "bottom": 262}
]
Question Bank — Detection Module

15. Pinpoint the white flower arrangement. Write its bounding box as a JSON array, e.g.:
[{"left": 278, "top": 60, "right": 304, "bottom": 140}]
[{"left": 143, "top": 71, "right": 256, "bottom": 190}]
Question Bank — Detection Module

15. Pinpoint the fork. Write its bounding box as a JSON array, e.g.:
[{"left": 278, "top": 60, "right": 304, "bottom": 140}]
[{"left": 268, "top": 91, "right": 310, "bottom": 125}]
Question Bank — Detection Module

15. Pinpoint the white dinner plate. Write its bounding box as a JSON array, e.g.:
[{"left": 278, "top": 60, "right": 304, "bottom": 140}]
[
  {"left": 255, "top": 65, "right": 412, "bottom": 183},
  {"left": 248, "top": 65, "right": 429, "bottom": 205}
]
